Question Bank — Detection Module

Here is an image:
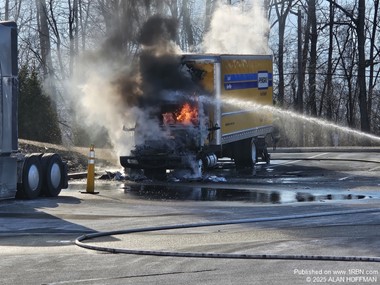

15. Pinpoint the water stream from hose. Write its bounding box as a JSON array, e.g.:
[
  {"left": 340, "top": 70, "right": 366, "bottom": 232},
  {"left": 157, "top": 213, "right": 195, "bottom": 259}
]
[{"left": 223, "top": 98, "right": 380, "bottom": 144}]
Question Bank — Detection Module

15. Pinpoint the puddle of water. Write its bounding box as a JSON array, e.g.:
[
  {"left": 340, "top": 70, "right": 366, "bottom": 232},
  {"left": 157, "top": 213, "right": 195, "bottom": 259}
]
[
  {"left": 123, "top": 184, "right": 371, "bottom": 204},
  {"left": 295, "top": 192, "right": 368, "bottom": 202},
  {"left": 123, "top": 184, "right": 296, "bottom": 204}
]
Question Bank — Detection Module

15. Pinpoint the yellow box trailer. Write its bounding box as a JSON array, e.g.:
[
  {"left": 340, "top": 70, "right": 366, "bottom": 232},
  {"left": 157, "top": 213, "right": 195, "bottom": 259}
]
[
  {"left": 120, "top": 54, "right": 274, "bottom": 178},
  {"left": 185, "top": 54, "right": 273, "bottom": 143}
]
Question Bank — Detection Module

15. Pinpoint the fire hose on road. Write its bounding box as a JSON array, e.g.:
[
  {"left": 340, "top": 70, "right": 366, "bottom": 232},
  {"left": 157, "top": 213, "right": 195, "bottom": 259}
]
[{"left": 75, "top": 208, "right": 380, "bottom": 262}]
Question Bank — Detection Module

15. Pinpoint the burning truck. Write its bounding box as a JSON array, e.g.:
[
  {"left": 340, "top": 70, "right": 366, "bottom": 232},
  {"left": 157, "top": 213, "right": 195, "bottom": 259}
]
[{"left": 120, "top": 53, "right": 274, "bottom": 179}]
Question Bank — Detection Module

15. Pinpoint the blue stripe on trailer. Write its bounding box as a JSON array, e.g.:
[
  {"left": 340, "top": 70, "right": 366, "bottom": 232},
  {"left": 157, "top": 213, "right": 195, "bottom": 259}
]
[{"left": 224, "top": 73, "right": 257, "bottom": 82}]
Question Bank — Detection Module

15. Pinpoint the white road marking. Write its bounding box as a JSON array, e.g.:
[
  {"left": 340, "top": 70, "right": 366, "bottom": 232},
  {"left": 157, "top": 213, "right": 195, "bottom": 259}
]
[
  {"left": 309, "top": 153, "right": 328, "bottom": 159},
  {"left": 339, "top": 176, "right": 350, "bottom": 181},
  {"left": 272, "top": 152, "right": 328, "bottom": 168},
  {"left": 368, "top": 165, "right": 380, "bottom": 172}
]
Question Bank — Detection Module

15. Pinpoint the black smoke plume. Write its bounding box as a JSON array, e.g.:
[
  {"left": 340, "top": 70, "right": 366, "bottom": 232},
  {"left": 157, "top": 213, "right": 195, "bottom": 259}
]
[
  {"left": 113, "top": 15, "right": 196, "bottom": 109},
  {"left": 138, "top": 15, "right": 178, "bottom": 46}
]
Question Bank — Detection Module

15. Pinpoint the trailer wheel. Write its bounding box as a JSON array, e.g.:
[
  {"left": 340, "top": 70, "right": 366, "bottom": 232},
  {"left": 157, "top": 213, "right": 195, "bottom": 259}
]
[
  {"left": 18, "top": 154, "right": 43, "bottom": 199},
  {"left": 234, "top": 139, "right": 256, "bottom": 169},
  {"left": 261, "top": 148, "right": 270, "bottom": 164},
  {"left": 256, "top": 137, "right": 270, "bottom": 164},
  {"left": 41, "top": 153, "right": 64, "bottom": 197}
]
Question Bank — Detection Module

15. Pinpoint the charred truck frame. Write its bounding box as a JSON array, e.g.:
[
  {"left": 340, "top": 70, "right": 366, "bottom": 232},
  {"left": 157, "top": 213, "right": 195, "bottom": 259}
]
[{"left": 120, "top": 54, "right": 273, "bottom": 179}]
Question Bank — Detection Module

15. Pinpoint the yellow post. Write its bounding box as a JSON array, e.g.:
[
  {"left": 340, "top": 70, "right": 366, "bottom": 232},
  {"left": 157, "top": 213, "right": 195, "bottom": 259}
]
[{"left": 84, "top": 144, "right": 99, "bottom": 194}]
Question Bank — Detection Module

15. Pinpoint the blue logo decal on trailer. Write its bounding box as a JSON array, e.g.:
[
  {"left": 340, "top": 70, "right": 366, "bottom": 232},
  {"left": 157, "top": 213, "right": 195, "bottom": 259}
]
[{"left": 224, "top": 72, "right": 272, "bottom": 90}]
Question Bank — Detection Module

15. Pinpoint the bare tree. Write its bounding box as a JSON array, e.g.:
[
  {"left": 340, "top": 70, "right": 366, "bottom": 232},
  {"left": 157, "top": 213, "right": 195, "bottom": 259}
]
[
  {"left": 78, "top": 0, "right": 91, "bottom": 51},
  {"left": 335, "top": 26, "right": 357, "bottom": 127},
  {"left": 5, "top": 0, "right": 9, "bottom": 19},
  {"left": 182, "top": 0, "right": 195, "bottom": 50},
  {"left": 367, "top": 0, "right": 380, "bottom": 126},
  {"left": 69, "top": 0, "right": 79, "bottom": 75},
  {"left": 46, "top": 0, "right": 65, "bottom": 78},
  {"left": 307, "top": 0, "right": 317, "bottom": 116},
  {"left": 328, "top": 0, "right": 370, "bottom": 132},
  {"left": 35, "top": 0, "right": 53, "bottom": 78},
  {"left": 357, "top": 0, "right": 370, "bottom": 131},
  {"left": 2, "top": 0, "right": 23, "bottom": 22},
  {"left": 273, "top": 0, "right": 294, "bottom": 107},
  {"left": 321, "top": 1, "right": 335, "bottom": 120}
]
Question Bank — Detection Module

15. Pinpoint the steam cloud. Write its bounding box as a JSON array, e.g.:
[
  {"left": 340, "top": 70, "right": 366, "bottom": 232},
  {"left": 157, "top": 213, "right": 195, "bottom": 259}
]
[{"left": 202, "top": 1, "right": 270, "bottom": 54}]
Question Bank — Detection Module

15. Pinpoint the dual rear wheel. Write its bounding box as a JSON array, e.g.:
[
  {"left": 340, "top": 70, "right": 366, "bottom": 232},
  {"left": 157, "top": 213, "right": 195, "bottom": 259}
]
[{"left": 17, "top": 153, "right": 65, "bottom": 199}]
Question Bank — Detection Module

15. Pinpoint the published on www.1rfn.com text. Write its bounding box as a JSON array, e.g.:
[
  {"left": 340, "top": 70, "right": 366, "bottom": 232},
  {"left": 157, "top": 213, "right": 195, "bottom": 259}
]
[{"left": 293, "top": 268, "right": 378, "bottom": 283}]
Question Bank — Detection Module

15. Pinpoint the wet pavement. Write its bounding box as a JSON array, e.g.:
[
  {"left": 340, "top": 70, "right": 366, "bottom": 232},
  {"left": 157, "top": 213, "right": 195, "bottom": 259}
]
[
  {"left": 1, "top": 149, "right": 380, "bottom": 284},
  {"left": 116, "top": 150, "right": 380, "bottom": 205},
  {"left": 123, "top": 183, "right": 372, "bottom": 204}
]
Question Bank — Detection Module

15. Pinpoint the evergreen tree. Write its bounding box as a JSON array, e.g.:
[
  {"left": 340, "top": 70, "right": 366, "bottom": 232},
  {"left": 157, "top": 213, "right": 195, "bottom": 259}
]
[{"left": 18, "top": 65, "right": 62, "bottom": 144}]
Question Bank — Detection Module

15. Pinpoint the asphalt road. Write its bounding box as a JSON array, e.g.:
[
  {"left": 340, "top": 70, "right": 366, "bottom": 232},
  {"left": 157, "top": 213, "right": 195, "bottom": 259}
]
[{"left": 1, "top": 149, "right": 380, "bottom": 285}]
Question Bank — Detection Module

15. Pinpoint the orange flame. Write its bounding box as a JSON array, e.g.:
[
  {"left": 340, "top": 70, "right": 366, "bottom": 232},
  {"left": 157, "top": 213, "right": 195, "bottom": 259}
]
[{"left": 176, "top": 103, "right": 198, "bottom": 125}]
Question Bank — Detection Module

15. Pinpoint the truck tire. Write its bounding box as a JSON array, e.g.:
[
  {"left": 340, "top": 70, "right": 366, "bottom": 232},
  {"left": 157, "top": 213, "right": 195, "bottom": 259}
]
[
  {"left": 18, "top": 154, "right": 43, "bottom": 199},
  {"left": 261, "top": 147, "right": 270, "bottom": 164},
  {"left": 256, "top": 137, "right": 270, "bottom": 164},
  {"left": 234, "top": 138, "right": 256, "bottom": 169},
  {"left": 41, "top": 153, "right": 65, "bottom": 197}
]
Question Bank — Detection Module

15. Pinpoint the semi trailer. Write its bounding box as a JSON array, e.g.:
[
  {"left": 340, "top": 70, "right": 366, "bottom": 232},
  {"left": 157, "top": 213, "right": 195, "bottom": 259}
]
[
  {"left": 0, "top": 21, "right": 68, "bottom": 199},
  {"left": 120, "top": 54, "right": 274, "bottom": 179}
]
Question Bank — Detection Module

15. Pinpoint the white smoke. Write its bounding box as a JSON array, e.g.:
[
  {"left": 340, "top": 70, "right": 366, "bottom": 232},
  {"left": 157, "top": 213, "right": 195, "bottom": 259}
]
[
  {"left": 64, "top": 59, "right": 135, "bottom": 159},
  {"left": 202, "top": 1, "right": 270, "bottom": 54}
]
